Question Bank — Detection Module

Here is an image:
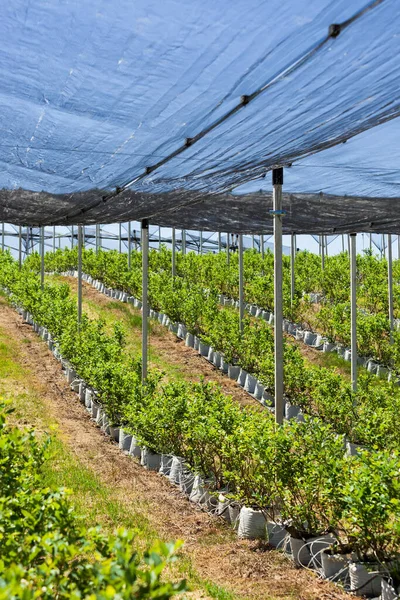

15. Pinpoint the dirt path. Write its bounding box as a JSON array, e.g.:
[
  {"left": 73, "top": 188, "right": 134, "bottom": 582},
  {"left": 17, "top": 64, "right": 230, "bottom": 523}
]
[{"left": 0, "top": 299, "right": 354, "bottom": 600}]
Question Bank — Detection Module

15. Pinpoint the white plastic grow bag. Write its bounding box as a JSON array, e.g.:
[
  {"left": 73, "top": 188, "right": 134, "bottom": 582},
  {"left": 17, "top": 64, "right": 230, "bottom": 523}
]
[
  {"left": 266, "top": 521, "right": 288, "bottom": 549},
  {"left": 321, "top": 550, "right": 349, "bottom": 582},
  {"left": 381, "top": 579, "right": 399, "bottom": 600},
  {"left": 198, "top": 341, "right": 210, "bottom": 357},
  {"left": 185, "top": 332, "right": 194, "bottom": 348},
  {"left": 109, "top": 426, "right": 120, "bottom": 443},
  {"left": 159, "top": 454, "right": 174, "bottom": 477},
  {"left": 244, "top": 373, "right": 257, "bottom": 394},
  {"left": 119, "top": 429, "right": 133, "bottom": 452},
  {"left": 237, "top": 368, "right": 247, "bottom": 387},
  {"left": 237, "top": 506, "right": 267, "bottom": 540},
  {"left": 141, "top": 448, "right": 161, "bottom": 471},
  {"left": 349, "top": 562, "right": 383, "bottom": 597},
  {"left": 168, "top": 456, "right": 184, "bottom": 485},
  {"left": 179, "top": 463, "right": 195, "bottom": 496},
  {"left": 228, "top": 364, "right": 240, "bottom": 380},
  {"left": 129, "top": 436, "right": 142, "bottom": 458}
]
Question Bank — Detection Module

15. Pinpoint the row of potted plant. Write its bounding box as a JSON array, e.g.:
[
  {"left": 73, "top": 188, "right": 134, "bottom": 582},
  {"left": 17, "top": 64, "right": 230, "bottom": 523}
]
[
  {"left": 3, "top": 249, "right": 400, "bottom": 596},
  {"left": 39, "top": 247, "right": 400, "bottom": 453}
]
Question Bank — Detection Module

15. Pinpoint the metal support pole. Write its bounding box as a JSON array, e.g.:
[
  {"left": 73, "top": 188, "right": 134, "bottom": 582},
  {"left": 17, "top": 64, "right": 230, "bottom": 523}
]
[
  {"left": 370, "top": 232, "right": 372, "bottom": 252},
  {"left": 252, "top": 235, "right": 255, "bottom": 250},
  {"left": 26, "top": 227, "right": 31, "bottom": 255},
  {"left": 141, "top": 219, "right": 149, "bottom": 383},
  {"left": 388, "top": 233, "right": 394, "bottom": 344},
  {"left": 96, "top": 224, "right": 100, "bottom": 254},
  {"left": 261, "top": 234, "right": 265, "bottom": 259},
  {"left": 119, "top": 223, "right": 122, "bottom": 253},
  {"left": 199, "top": 231, "right": 203, "bottom": 255},
  {"left": 159, "top": 226, "right": 162, "bottom": 250},
  {"left": 290, "top": 233, "right": 295, "bottom": 310},
  {"left": 182, "top": 230, "right": 186, "bottom": 255},
  {"left": 171, "top": 227, "right": 176, "bottom": 277},
  {"left": 128, "top": 222, "right": 131, "bottom": 269},
  {"left": 273, "top": 168, "right": 284, "bottom": 425},
  {"left": 321, "top": 235, "right": 325, "bottom": 269},
  {"left": 350, "top": 233, "right": 357, "bottom": 392},
  {"left": 239, "top": 234, "right": 244, "bottom": 335},
  {"left": 218, "top": 232, "right": 221, "bottom": 252},
  {"left": 77, "top": 225, "right": 83, "bottom": 325},
  {"left": 18, "top": 226, "right": 22, "bottom": 267},
  {"left": 71, "top": 225, "right": 74, "bottom": 250},
  {"left": 342, "top": 234, "right": 345, "bottom": 253},
  {"left": 1, "top": 223, "right": 4, "bottom": 251},
  {"left": 347, "top": 234, "right": 350, "bottom": 255},
  {"left": 325, "top": 235, "right": 329, "bottom": 257},
  {"left": 226, "top": 232, "right": 230, "bottom": 265},
  {"left": 52, "top": 226, "right": 56, "bottom": 253},
  {"left": 40, "top": 227, "right": 45, "bottom": 290}
]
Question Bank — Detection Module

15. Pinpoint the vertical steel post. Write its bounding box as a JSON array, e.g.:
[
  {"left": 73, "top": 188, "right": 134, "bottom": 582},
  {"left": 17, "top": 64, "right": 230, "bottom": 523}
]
[
  {"left": 141, "top": 219, "right": 149, "bottom": 383},
  {"left": 239, "top": 234, "right": 244, "bottom": 334},
  {"left": 350, "top": 233, "right": 357, "bottom": 392},
  {"left": 119, "top": 223, "right": 122, "bottom": 253},
  {"left": 370, "top": 232, "right": 373, "bottom": 252},
  {"left": 252, "top": 235, "right": 255, "bottom": 250},
  {"left": 159, "top": 226, "right": 162, "bottom": 250},
  {"left": 18, "top": 226, "right": 22, "bottom": 267},
  {"left": 71, "top": 225, "right": 74, "bottom": 249},
  {"left": 53, "top": 226, "right": 56, "bottom": 253},
  {"left": 40, "top": 227, "right": 45, "bottom": 289},
  {"left": 182, "top": 230, "right": 186, "bottom": 255},
  {"left": 226, "top": 233, "right": 230, "bottom": 265},
  {"left": 172, "top": 227, "right": 176, "bottom": 277},
  {"left": 273, "top": 168, "right": 284, "bottom": 425},
  {"left": 95, "top": 224, "right": 100, "bottom": 254},
  {"left": 218, "top": 232, "right": 221, "bottom": 252},
  {"left": 199, "top": 231, "right": 203, "bottom": 255},
  {"left": 290, "top": 233, "right": 295, "bottom": 310},
  {"left": 261, "top": 234, "right": 265, "bottom": 259},
  {"left": 325, "top": 235, "right": 329, "bottom": 257},
  {"left": 342, "top": 234, "right": 345, "bottom": 253},
  {"left": 1, "top": 223, "right": 4, "bottom": 251},
  {"left": 77, "top": 225, "right": 83, "bottom": 325},
  {"left": 321, "top": 235, "right": 325, "bottom": 269},
  {"left": 388, "top": 233, "right": 394, "bottom": 344},
  {"left": 128, "top": 222, "right": 131, "bottom": 269}
]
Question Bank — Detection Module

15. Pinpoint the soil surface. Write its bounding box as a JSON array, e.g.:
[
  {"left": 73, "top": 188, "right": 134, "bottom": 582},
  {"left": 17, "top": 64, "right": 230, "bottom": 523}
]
[{"left": 0, "top": 298, "right": 354, "bottom": 600}]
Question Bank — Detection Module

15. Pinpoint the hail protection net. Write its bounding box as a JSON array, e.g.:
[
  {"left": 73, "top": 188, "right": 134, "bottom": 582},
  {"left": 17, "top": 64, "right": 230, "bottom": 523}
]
[{"left": 0, "top": 0, "right": 399, "bottom": 232}]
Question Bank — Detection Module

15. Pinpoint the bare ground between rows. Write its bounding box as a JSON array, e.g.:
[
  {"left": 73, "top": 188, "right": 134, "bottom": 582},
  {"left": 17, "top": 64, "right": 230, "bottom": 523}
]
[
  {"left": 0, "top": 300, "right": 354, "bottom": 600},
  {"left": 62, "top": 276, "right": 262, "bottom": 410}
]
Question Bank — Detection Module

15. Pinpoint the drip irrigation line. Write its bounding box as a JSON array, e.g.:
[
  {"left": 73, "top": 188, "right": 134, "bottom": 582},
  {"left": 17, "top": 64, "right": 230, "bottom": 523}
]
[{"left": 49, "top": 0, "right": 386, "bottom": 226}]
